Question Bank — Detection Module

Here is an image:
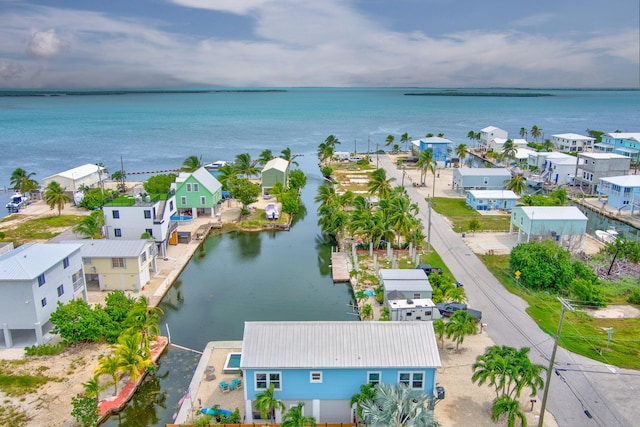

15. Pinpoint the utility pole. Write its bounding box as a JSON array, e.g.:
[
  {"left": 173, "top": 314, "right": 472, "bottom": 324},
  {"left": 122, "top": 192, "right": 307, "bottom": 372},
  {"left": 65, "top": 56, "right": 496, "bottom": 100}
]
[
  {"left": 376, "top": 143, "right": 379, "bottom": 168},
  {"left": 538, "top": 297, "right": 575, "bottom": 427},
  {"left": 427, "top": 194, "right": 432, "bottom": 252}
]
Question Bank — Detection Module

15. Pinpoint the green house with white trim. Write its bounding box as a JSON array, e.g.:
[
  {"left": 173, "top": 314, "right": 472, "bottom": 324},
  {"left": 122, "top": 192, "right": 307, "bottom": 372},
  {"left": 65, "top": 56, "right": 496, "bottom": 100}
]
[
  {"left": 261, "top": 157, "right": 290, "bottom": 195},
  {"left": 171, "top": 167, "right": 222, "bottom": 218}
]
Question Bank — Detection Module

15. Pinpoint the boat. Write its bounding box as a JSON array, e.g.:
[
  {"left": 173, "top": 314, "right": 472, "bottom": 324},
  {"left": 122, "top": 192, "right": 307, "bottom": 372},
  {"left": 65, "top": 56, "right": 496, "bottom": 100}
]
[
  {"left": 265, "top": 202, "right": 279, "bottom": 220},
  {"left": 5, "top": 192, "right": 29, "bottom": 213},
  {"left": 204, "top": 160, "right": 227, "bottom": 170},
  {"left": 526, "top": 175, "right": 544, "bottom": 188},
  {"left": 595, "top": 228, "right": 618, "bottom": 244}
]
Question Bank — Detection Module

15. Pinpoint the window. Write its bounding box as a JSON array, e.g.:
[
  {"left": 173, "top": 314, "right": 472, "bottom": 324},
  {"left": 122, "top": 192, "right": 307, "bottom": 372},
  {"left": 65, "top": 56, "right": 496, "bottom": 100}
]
[
  {"left": 399, "top": 372, "right": 424, "bottom": 389},
  {"left": 200, "top": 196, "right": 206, "bottom": 205},
  {"left": 255, "top": 372, "right": 281, "bottom": 390},
  {"left": 483, "top": 177, "right": 489, "bottom": 185},
  {"left": 41, "top": 297, "right": 47, "bottom": 307},
  {"left": 112, "top": 210, "right": 120, "bottom": 219},
  {"left": 413, "top": 293, "right": 421, "bottom": 299},
  {"left": 169, "top": 201, "right": 174, "bottom": 210},
  {"left": 193, "top": 183, "right": 199, "bottom": 192},
  {"left": 145, "top": 228, "right": 153, "bottom": 237},
  {"left": 84, "top": 258, "right": 92, "bottom": 265},
  {"left": 57, "top": 285, "right": 64, "bottom": 297},
  {"left": 181, "top": 196, "right": 187, "bottom": 205},
  {"left": 186, "top": 183, "right": 192, "bottom": 192},
  {"left": 114, "top": 228, "right": 122, "bottom": 237},
  {"left": 141, "top": 252, "right": 147, "bottom": 263},
  {"left": 112, "top": 258, "right": 126, "bottom": 268},
  {"left": 144, "top": 210, "right": 152, "bottom": 219},
  {"left": 310, "top": 372, "right": 322, "bottom": 383},
  {"left": 37, "top": 273, "right": 46, "bottom": 287},
  {"left": 367, "top": 372, "right": 381, "bottom": 385},
  {"left": 63, "top": 257, "right": 70, "bottom": 269}
]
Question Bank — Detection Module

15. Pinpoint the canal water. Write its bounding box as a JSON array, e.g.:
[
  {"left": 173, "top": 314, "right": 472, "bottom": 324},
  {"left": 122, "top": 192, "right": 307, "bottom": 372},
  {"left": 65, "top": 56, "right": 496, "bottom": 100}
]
[{"left": 101, "top": 156, "right": 356, "bottom": 426}]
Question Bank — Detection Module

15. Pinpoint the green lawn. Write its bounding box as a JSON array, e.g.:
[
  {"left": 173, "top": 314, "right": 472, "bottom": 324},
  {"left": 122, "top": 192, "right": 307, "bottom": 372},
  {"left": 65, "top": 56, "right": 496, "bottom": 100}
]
[
  {"left": 0, "top": 215, "right": 84, "bottom": 246},
  {"left": 431, "top": 197, "right": 511, "bottom": 232},
  {"left": 481, "top": 254, "right": 640, "bottom": 370}
]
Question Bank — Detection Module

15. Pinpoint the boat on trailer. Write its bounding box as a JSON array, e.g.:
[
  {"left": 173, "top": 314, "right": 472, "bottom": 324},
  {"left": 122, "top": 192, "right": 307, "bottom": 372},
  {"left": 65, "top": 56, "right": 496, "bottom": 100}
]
[
  {"left": 5, "top": 192, "right": 29, "bottom": 213},
  {"left": 204, "top": 160, "right": 227, "bottom": 170},
  {"left": 265, "top": 202, "right": 279, "bottom": 220}
]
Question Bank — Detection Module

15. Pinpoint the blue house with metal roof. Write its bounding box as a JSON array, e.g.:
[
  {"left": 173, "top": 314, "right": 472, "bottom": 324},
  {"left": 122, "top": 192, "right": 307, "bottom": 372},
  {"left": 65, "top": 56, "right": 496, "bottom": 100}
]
[
  {"left": 411, "top": 137, "right": 452, "bottom": 167},
  {"left": 597, "top": 175, "right": 640, "bottom": 214},
  {"left": 240, "top": 321, "right": 441, "bottom": 424}
]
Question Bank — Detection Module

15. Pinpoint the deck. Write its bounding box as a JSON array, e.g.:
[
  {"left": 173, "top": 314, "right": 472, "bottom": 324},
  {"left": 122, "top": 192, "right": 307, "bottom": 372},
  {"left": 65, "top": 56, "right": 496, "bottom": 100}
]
[{"left": 331, "top": 252, "right": 351, "bottom": 282}]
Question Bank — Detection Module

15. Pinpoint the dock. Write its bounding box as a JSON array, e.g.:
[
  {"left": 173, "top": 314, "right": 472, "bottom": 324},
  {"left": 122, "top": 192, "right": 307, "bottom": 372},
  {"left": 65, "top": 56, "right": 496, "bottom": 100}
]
[
  {"left": 331, "top": 252, "right": 351, "bottom": 282},
  {"left": 194, "top": 222, "right": 221, "bottom": 240}
]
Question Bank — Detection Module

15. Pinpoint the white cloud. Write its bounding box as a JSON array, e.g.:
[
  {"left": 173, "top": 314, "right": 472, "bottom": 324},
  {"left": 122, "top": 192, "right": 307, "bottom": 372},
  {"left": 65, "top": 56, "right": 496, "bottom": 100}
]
[
  {"left": 0, "top": 1, "right": 638, "bottom": 88},
  {"left": 0, "top": 60, "right": 24, "bottom": 80},
  {"left": 26, "top": 29, "right": 68, "bottom": 58}
]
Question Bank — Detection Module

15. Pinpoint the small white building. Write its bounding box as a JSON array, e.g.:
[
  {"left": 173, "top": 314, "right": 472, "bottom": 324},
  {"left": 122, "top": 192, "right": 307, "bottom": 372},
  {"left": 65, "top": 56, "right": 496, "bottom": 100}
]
[
  {"left": 388, "top": 298, "right": 441, "bottom": 321},
  {"left": 488, "top": 138, "right": 528, "bottom": 153},
  {"left": 479, "top": 126, "right": 508, "bottom": 150},
  {"left": 552, "top": 133, "right": 595, "bottom": 153},
  {"left": 43, "top": 164, "right": 106, "bottom": 194}
]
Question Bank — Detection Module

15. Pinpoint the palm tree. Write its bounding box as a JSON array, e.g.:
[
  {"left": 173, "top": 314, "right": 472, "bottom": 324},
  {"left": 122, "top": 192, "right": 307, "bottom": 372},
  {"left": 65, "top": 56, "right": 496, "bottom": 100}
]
[
  {"left": 281, "top": 147, "right": 299, "bottom": 166},
  {"left": 433, "top": 319, "right": 446, "bottom": 349},
  {"left": 455, "top": 143, "right": 467, "bottom": 162},
  {"left": 491, "top": 395, "right": 527, "bottom": 427},
  {"left": 324, "top": 134, "right": 341, "bottom": 149},
  {"left": 530, "top": 125, "right": 542, "bottom": 142},
  {"left": 519, "top": 127, "right": 528, "bottom": 140},
  {"left": 181, "top": 155, "right": 202, "bottom": 172},
  {"left": 116, "top": 332, "right": 152, "bottom": 383},
  {"left": 255, "top": 384, "right": 285, "bottom": 422},
  {"left": 506, "top": 175, "right": 527, "bottom": 195},
  {"left": 445, "top": 309, "right": 477, "bottom": 351},
  {"left": 83, "top": 374, "right": 107, "bottom": 404},
  {"left": 281, "top": 402, "right": 317, "bottom": 427},
  {"left": 110, "top": 170, "right": 127, "bottom": 192},
  {"left": 467, "top": 130, "right": 477, "bottom": 144},
  {"left": 416, "top": 148, "right": 436, "bottom": 186},
  {"left": 258, "top": 149, "right": 274, "bottom": 166},
  {"left": 542, "top": 139, "right": 555, "bottom": 152},
  {"left": 95, "top": 354, "right": 122, "bottom": 396},
  {"left": 502, "top": 139, "right": 517, "bottom": 160},
  {"left": 216, "top": 164, "right": 236, "bottom": 190},
  {"left": 73, "top": 210, "right": 105, "bottom": 239},
  {"left": 368, "top": 168, "right": 396, "bottom": 200},
  {"left": 317, "top": 142, "right": 334, "bottom": 165},
  {"left": 360, "top": 383, "right": 437, "bottom": 427},
  {"left": 400, "top": 132, "right": 411, "bottom": 152},
  {"left": 44, "top": 181, "right": 72, "bottom": 215},
  {"left": 233, "top": 153, "right": 259, "bottom": 178},
  {"left": 124, "top": 299, "right": 163, "bottom": 349},
  {"left": 385, "top": 134, "right": 395, "bottom": 148},
  {"left": 350, "top": 383, "right": 377, "bottom": 423},
  {"left": 388, "top": 195, "right": 416, "bottom": 246},
  {"left": 10, "top": 168, "right": 39, "bottom": 194}
]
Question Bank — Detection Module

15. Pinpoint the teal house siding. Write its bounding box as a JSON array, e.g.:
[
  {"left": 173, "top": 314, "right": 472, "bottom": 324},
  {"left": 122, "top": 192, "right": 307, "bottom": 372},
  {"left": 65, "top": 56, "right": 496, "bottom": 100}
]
[{"left": 171, "top": 167, "right": 222, "bottom": 218}]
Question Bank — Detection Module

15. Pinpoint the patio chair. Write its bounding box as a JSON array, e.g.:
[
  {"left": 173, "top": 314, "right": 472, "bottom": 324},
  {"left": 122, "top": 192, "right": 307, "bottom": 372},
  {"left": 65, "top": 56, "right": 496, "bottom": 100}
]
[
  {"left": 231, "top": 378, "right": 242, "bottom": 390},
  {"left": 219, "top": 381, "right": 230, "bottom": 393}
]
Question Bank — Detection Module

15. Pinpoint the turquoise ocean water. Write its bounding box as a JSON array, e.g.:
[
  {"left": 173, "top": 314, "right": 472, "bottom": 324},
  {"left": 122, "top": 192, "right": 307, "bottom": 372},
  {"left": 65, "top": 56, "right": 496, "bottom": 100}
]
[{"left": 1, "top": 88, "right": 639, "bottom": 191}]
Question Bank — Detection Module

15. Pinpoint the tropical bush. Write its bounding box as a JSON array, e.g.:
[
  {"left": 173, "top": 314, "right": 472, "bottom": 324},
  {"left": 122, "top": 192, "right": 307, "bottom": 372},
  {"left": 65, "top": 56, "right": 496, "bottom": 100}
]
[
  {"left": 509, "top": 241, "right": 574, "bottom": 292},
  {"left": 24, "top": 342, "right": 64, "bottom": 357}
]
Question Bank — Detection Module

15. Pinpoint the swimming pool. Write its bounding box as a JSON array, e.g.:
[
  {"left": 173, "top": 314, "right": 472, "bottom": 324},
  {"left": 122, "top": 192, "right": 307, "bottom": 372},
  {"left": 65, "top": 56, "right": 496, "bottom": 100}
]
[{"left": 223, "top": 352, "right": 242, "bottom": 374}]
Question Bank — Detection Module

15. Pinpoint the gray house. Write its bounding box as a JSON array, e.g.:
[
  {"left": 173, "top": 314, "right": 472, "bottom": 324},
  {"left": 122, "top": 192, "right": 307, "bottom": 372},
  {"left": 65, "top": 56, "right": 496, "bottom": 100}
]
[
  {"left": 574, "top": 153, "right": 631, "bottom": 195},
  {"left": 452, "top": 168, "right": 512, "bottom": 193},
  {"left": 0, "top": 243, "right": 86, "bottom": 347},
  {"left": 379, "top": 269, "right": 432, "bottom": 304},
  {"left": 510, "top": 206, "right": 588, "bottom": 250}
]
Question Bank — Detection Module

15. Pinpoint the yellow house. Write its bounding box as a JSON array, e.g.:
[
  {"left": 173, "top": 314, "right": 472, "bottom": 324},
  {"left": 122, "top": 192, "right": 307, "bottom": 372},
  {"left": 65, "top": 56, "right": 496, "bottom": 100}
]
[{"left": 61, "top": 240, "right": 157, "bottom": 292}]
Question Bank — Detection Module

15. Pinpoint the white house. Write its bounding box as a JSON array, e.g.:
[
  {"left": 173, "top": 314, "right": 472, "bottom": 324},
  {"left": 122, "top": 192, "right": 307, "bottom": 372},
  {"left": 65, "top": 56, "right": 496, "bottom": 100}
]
[
  {"left": 0, "top": 243, "right": 86, "bottom": 347},
  {"left": 552, "top": 133, "right": 595, "bottom": 153},
  {"left": 541, "top": 152, "right": 578, "bottom": 185},
  {"left": 479, "top": 126, "right": 508, "bottom": 150},
  {"left": 510, "top": 206, "right": 588, "bottom": 249},
  {"left": 488, "top": 138, "right": 528, "bottom": 153},
  {"left": 43, "top": 164, "right": 106, "bottom": 195},
  {"left": 103, "top": 193, "right": 177, "bottom": 257}
]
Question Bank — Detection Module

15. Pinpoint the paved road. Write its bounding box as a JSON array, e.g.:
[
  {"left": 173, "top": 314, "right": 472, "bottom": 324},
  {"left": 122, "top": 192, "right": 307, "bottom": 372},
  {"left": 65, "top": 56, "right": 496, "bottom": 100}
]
[{"left": 379, "top": 155, "right": 640, "bottom": 427}]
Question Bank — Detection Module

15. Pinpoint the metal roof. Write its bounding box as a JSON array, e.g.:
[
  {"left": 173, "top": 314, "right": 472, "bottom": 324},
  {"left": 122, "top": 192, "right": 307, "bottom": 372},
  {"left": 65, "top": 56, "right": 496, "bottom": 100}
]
[
  {"left": 600, "top": 175, "right": 640, "bottom": 187},
  {"left": 579, "top": 152, "right": 628, "bottom": 159},
  {"left": 174, "top": 167, "right": 222, "bottom": 193},
  {"left": 43, "top": 163, "right": 104, "bottom": 181},
  {"left": 60, "top": 240, "right": 149, "bottom": 257},
  {"left": 456, "top": 168, "right": 511, "bottom": 176},
  {"left": 552, "top": 133, "right": 595, "bottom": 140},
  {"left": 263, "top": 157, "right": 289, "bottom": 173},
  {"left": 383, "top": 279, "right": 432, "bottom": 293},
  {"left": 0, "top": 243, "right": 82, "bottom": 281},
  {"left": 241, "top": 321, "right": 441, "bottom": 369},
  {"left": 468, "top": 190, "right": 518, "bottom": 199},
  {"left": 516, "top": 206, "right": 588, "bottom": 221},
  {"left": 379, "top": 269, "right": 428, "bottom": 281}
]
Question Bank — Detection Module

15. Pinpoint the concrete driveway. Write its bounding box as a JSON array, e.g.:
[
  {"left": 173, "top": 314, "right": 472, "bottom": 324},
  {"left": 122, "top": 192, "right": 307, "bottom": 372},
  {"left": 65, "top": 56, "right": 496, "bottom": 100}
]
[{"left": 379, "top": 154, "right": 639, "bottom": 427}]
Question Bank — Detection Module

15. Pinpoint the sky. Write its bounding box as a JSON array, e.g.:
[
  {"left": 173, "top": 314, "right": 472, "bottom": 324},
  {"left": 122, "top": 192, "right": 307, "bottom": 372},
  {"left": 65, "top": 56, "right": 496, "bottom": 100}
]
[{"left": 1, "top": 0, "right": 639, "bottom": 89}]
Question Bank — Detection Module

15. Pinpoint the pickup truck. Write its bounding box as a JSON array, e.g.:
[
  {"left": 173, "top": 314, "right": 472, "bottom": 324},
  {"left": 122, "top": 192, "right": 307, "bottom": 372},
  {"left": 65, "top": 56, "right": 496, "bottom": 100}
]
[
  {"left": 415, "top": 264, "right": 443, "bottom": 275},
  {"left": 435, "top": 302, "right": 482, "bottom": 322}
]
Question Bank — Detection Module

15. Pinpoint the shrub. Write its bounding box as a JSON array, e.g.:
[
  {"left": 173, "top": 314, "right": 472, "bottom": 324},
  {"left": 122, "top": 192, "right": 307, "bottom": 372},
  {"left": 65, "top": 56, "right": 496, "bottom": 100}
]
[
  {"left": 24, "top": 343, "right": 64, "bottom": 357},
  {"left": 571, "top": 279, "right": 606, "bottom": 308},
  {"left": 627, "top": 289, "right": 640, "bottom": 305}
]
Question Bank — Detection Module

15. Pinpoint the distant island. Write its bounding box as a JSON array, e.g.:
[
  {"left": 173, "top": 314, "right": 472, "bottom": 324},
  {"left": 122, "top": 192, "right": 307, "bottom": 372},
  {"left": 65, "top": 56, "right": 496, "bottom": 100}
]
[
  {"left": 404, "top": 90, "right": 553, "bottom": 97},
  {"left": 0, "top": 89, "right": 287, "bottom": 97}
]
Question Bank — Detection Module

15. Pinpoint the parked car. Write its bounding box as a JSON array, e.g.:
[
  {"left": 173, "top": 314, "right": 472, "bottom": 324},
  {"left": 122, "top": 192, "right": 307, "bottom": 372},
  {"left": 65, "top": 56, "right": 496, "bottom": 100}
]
[
  {"left": 404, "top": 156, "right": 419, "bottom": 163},
  {"left": 415, "top": 264, "right": 443, "bottom": 275},
  {"left": 435, "top": 302, "right": 482, "bottom": 322}
]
